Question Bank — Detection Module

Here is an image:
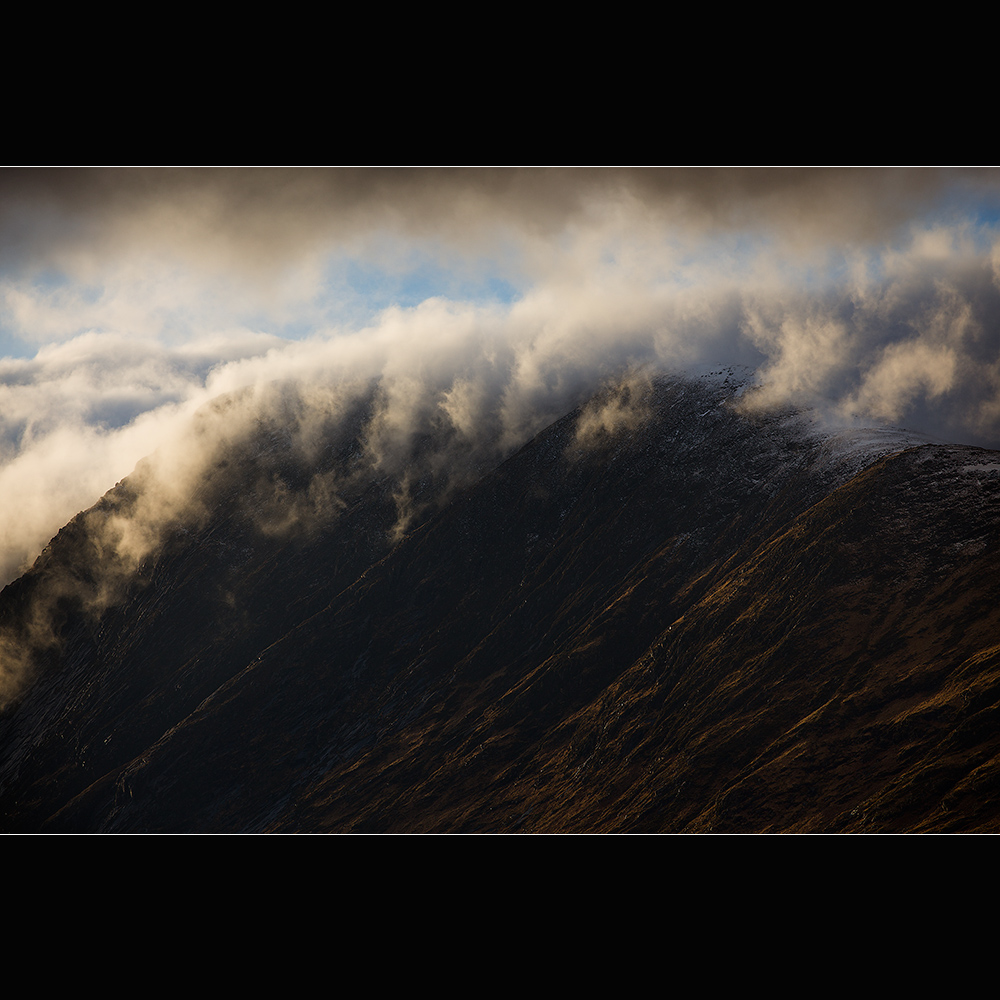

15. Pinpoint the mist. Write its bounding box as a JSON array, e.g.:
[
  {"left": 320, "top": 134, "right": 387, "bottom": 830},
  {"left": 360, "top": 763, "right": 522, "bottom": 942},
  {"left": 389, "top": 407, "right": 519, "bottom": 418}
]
[{"left": 1, "top": 166, "right": 999, "bottom": 599}]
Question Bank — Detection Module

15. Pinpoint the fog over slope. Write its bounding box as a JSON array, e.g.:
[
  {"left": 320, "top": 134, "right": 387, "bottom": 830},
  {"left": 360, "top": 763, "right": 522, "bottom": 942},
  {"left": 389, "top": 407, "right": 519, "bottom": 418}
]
[
  {"left": 0, "top": 166, "right": 998, "bottom": 596},
  {"left": 2, "top": 365, "right": 997, "bottom": 833}
]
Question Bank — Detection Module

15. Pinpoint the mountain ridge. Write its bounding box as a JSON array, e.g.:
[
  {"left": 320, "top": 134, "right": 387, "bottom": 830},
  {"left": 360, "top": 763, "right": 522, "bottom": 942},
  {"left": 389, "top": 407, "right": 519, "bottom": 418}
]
[{"left": 1, "top": 367, "right": 998, "bottom": 833}]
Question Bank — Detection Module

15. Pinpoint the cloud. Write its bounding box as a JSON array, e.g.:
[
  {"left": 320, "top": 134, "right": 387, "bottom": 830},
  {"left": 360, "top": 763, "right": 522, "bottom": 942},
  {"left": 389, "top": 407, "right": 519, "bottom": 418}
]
[
  {"left": 3, "top": 168, "right": 996, "bottom": 286},
  {"left": 0, "top": 167, "right": 998, "bottom": 593},
  {"left": 572, "top": 365, "right": 657, "bottom": 449}
]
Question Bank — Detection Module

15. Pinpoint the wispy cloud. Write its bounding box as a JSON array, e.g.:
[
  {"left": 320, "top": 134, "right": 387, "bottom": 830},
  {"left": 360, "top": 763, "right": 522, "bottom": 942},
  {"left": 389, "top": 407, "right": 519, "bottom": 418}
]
[{"left": 0, "top": 166, "right": 998, "bottom": 597}]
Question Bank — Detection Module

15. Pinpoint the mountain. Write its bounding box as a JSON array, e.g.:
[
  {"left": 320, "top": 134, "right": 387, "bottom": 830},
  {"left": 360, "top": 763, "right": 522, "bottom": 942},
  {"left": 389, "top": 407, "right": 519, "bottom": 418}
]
[{"left": 1, "top": 366, "right": 998, "bottom": 833}]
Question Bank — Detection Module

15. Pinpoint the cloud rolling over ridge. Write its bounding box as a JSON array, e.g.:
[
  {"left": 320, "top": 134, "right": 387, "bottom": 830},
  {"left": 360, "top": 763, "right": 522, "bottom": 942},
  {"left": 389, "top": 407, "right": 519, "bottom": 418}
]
[{"left": 0, "top": 166, "right": 998, "bottom": 598}]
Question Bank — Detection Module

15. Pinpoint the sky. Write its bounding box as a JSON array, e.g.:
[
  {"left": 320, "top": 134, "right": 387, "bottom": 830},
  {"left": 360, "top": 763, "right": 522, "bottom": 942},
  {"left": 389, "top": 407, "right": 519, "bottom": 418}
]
[{"left": 0, "top": 166, "right": 999, "bottom": 591}]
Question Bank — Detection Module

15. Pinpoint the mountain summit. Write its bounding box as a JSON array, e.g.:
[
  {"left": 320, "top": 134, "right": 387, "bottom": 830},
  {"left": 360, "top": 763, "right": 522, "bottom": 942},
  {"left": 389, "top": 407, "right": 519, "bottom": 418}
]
[{"left": 1, "top": 367, "right": 998, "bottom": 833}]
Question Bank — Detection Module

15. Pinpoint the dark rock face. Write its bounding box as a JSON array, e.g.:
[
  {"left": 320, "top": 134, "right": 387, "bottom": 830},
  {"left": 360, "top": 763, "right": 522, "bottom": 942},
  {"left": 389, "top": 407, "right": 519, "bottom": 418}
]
[{"left": 2, "top": 368, "right": 998, "bottom": 833}]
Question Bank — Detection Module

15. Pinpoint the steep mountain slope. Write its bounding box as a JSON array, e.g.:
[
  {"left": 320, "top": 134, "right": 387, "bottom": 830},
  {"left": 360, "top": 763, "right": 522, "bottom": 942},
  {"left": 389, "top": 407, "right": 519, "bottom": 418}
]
[{"left": 1, "top": 367, "right": 998, "bottom": 833}]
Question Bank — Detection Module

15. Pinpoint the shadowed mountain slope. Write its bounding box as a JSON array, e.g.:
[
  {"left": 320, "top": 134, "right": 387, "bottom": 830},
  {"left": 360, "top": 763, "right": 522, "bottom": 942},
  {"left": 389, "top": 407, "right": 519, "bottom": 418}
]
[{"left": 1, "top": 368, "right": 998, "bottom": 833}]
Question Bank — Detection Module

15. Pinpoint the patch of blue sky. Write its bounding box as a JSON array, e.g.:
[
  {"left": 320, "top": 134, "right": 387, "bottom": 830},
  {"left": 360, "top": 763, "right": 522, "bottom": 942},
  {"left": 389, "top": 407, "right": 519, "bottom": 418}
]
[
  {"left": 233, "top": 251, "right": 524, "bottom": 344},
  {"left": 0, "top": 266, "right": 106, "bottom": 358},
  {"left": 343, "top": 256, "right": 519, "bottom": 309},
  {"left": 910, "top": 179, "right": 1000, "bottom": 248},
  {"left": 20, "top": 267, "right": 71, "bottom": 292},
  {"left": 972, "top": 202, "right": 1000, "bottom": 228},
  {"left": 10, "top": 265, "right": 104, "bottom": 305},
  {"left": 0, "top": 304, "right": 38, "bottom": 360},
  {"left": 310, "top": 250, "right": 523, "bottom": 330},
  {"left": 967, "top": 204, "right": 1000, "bottom": 251},
  {"left": 0, "top": 332, "right": 34, "bottom": 360}
]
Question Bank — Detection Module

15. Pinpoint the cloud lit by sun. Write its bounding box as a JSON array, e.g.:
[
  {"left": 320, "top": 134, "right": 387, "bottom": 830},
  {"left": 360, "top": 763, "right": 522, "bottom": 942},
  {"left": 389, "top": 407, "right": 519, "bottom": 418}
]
[{"left": 0, "top": 167, "right": 998, "bottom": 587}]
